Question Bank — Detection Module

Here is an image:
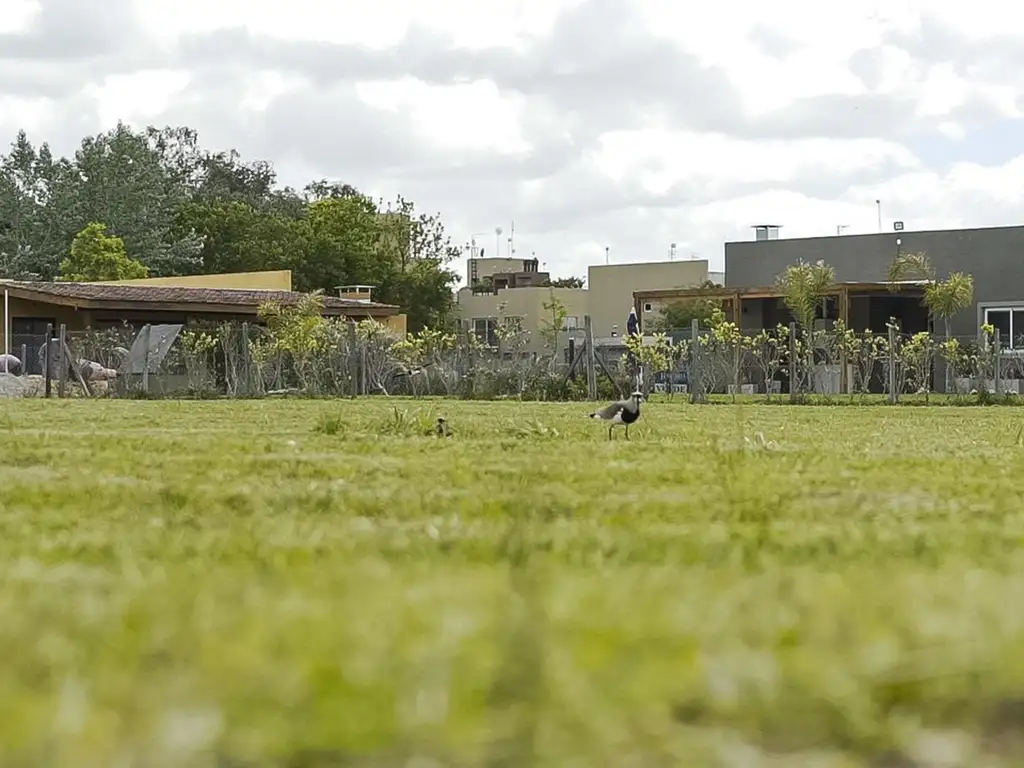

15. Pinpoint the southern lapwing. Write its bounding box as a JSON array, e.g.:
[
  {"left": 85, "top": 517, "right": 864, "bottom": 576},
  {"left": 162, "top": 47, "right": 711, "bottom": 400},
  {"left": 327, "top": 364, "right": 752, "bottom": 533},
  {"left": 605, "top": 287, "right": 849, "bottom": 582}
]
[
  {"left": 436, "top": 416, "right": 451, "bottom": 437},
  {"left": 589, "top": 390, "right": 643, "bottom": 440}
]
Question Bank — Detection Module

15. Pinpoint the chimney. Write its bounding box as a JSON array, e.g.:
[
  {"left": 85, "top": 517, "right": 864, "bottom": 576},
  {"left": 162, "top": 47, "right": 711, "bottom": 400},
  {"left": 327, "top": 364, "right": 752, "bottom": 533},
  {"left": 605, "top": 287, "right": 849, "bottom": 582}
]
[
  {"left": 336, "top": 284, "right": 374, "bottom": 303},
  {"left": 752, "top": 224, "right": 782, "bottom": 241}
]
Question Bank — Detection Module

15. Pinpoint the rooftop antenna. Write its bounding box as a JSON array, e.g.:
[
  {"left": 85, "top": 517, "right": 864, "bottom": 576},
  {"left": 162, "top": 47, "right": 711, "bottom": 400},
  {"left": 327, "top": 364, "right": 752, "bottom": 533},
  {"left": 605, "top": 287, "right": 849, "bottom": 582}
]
[
  {"left": 605, "top": 246, "right": 610, "bottom": 265},
  {"left": 669, "top": 243, "right": 677, "bottom": 261},
  {"left": 509, "top": 220, "right": 515, "bottom": 258},
  {"left": 836, "top": 224, "right": 849, "bottom": 236},
  {"left": 494, "top": 226, "right": 502, "bottom": 259}
]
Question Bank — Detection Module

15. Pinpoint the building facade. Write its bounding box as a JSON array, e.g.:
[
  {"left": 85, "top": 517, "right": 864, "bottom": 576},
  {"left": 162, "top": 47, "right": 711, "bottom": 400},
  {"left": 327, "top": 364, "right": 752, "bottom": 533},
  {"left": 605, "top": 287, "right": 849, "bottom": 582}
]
[
  {"left": 456, "top": 256, "right": 710, "bottom": 358},
  {"left": 725, "top": 224, "right": 1024, "bottom": 347}
]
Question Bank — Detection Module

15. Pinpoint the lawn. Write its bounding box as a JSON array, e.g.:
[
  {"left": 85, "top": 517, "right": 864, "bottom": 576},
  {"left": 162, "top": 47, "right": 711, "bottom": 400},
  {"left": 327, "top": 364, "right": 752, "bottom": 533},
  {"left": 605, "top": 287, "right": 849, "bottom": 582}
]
[{"left": 1, "top": 398, "right": 1023, "bottom": 767}]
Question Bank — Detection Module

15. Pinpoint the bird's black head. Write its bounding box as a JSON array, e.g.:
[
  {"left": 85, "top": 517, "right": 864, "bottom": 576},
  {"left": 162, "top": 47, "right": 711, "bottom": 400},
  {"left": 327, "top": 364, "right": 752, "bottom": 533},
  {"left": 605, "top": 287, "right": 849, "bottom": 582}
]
[{"left": 437, "top": 416, "right": 446, "bottom": 423}]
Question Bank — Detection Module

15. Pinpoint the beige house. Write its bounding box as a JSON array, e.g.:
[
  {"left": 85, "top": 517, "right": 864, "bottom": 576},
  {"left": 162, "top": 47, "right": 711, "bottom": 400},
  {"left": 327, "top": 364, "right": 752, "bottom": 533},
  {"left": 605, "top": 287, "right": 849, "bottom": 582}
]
[{"left": 455, "top": 257, "right": 710, "bottom": 358}]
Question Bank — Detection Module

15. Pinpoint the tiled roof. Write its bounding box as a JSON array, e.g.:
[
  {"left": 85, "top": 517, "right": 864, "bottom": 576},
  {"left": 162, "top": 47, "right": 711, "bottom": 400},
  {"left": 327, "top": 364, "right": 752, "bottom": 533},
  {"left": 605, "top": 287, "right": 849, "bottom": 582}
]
[{"left": 0, "top": 280, "right": 398, "bottom": 313}]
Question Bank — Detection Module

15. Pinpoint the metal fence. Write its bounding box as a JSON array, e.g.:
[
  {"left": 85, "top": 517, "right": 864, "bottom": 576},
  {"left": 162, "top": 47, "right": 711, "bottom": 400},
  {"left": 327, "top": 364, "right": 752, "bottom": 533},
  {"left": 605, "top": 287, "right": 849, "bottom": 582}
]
[
  {"left": 651, "top": 320, "right": 1023, "bottom": 403},
  {"left": 0, "top": 318, "right": 1020, "bottom": 403}
]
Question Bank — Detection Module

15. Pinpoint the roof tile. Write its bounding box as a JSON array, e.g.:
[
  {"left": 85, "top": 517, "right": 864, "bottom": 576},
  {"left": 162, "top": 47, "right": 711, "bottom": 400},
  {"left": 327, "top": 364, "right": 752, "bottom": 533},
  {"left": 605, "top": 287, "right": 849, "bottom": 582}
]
[{"left": 0, "top": 281, "right": 397, "bottom": 312}]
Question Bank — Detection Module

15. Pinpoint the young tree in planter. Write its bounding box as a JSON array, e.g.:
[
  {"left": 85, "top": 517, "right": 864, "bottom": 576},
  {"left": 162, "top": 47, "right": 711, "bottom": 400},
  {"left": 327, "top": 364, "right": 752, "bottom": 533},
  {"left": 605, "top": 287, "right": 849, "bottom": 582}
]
[
  {"left": 887, "top": 251, "right": 974, "bottom": 392},
  {"left": 775, "top": 259, "right": 835, "bottom": 396}
]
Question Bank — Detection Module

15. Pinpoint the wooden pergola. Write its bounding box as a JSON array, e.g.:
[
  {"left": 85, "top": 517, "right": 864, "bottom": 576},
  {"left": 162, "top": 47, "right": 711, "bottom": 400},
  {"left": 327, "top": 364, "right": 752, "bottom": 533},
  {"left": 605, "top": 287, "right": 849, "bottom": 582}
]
[{"left": 633, "top": 280, "right": 929, "bottom": 330}]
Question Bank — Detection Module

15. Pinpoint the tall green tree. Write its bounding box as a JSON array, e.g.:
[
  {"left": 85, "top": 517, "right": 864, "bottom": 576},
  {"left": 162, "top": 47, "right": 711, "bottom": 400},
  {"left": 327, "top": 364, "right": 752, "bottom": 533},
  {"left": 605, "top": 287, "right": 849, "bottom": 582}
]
[
  {"left": 373, "top": 195, "right": 460, "bottom": 331},
  {"left": 68, "top": 123, "right": 203, "bottom": 276},
  {"left": 60, "top": 222, "right": 148, "bottom": 281},
  {"left": 887, "top": 251, "right": 974, "bottom": 340}
]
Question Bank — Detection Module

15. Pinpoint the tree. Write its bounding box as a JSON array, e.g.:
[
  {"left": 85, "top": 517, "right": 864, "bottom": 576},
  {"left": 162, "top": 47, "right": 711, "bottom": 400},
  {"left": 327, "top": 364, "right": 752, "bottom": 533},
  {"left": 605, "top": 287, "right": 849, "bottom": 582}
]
[
  {"left": 776, "top": 260, "right": 835, "bottom": 394},
  {"left": 66, "top": 123, "right": 203, "bottom": 276},
  {"left": 173, "top": 199, "right": 306, "bottom": 276},
  {"left": 649, "top": 280, "right": 720, "bottom": 331},
  {"left": 776, "top": 260, "right": 835, "bottom": 332},
  {"left": 543, "top": 276, "right": 585, "bottom": 289},
  {"left": 373, "top": 195, "right": 460, "bottom": 332},
  {"left": 60, "top": 222, "right": 149, "bottom": 281},
  {"left": 887, "top": 250, "right": 974, "bottom": 393},
  {"left": 887, "top": 251, "right": 974, "bottom": 340},
  {"left": 539, "top": 290, "right": 569, "bottom": 364}
]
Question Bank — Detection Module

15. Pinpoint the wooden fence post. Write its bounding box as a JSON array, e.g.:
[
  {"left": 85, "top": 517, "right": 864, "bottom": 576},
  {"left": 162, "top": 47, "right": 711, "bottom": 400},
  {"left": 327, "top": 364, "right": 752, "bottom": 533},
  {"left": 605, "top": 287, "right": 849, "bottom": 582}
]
[
  {"left": 689, "top": 318, "right": 701, "bottom": 404},
  {"left": 788, "top": 322, "right": 797, "bottom": 403},
  {"left": 43, "top": 322, "right": 52, "bottom": 398},
  {"left": 994, "top": 329, "right": 1003, "bottom": 396},
  {"left": 348, "top": 320, "right": 358, "bottom": 399},
  {"left": 584, "top": 315, "right": 597, "bottom": 400},
  {"left": 141, "top": 324, "right": 151, "bottom": 394},
  {"left": 57, "top": 324, "right": 67, "bottom": 397},
  {"left": 887, "top": 323, "right": 897, "bottom": 404}
]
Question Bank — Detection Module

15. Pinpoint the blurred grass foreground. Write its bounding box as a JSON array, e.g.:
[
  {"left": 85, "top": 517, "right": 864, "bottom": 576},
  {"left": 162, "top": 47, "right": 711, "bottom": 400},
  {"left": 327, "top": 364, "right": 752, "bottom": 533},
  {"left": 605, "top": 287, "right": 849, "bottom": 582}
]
[{"left": 1, "top": 398, "right": 1023, "bottom": 767}]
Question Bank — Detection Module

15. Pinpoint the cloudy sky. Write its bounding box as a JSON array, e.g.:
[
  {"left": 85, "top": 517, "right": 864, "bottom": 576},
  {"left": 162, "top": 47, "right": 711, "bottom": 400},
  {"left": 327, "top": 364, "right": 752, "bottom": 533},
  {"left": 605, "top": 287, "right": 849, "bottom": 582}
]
[{"left": 3, "top": 0, "right": 1024, "bottom": 284}]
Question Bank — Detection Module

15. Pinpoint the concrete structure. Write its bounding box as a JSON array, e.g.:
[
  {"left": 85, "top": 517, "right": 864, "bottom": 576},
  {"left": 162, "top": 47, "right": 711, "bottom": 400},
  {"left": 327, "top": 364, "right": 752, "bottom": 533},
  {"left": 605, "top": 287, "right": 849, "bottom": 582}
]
[
  {"left": 724, "top": 224, "right": 1024, "bottom": 346},
  {"left": 1, "top": 270, "right": 406, "bottom": 373},
  {"left": 456, "top": 256, "right": 710, "bottom": 358},
  {"left": 589, "top": 260, "right": 708, "bottom": 339}
]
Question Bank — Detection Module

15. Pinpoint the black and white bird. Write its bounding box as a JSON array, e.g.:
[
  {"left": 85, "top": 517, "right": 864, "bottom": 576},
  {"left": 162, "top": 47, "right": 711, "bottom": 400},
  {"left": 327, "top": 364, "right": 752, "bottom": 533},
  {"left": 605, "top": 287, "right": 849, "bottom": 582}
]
[
  {"left": 436, "top": 416, "right": 451, "bottom": 437},
  {"left": 589, "top": 390, "right": 644, "bottom": 440}
]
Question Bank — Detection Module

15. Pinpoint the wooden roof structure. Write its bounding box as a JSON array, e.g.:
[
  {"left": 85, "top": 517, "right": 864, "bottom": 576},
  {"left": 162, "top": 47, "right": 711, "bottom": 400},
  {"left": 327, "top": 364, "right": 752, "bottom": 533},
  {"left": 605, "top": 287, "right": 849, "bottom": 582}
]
[
  {"left": 0, "top": 280, "right": 400, "bottom": 318},
  {"left": 634, "top": 280, "right": 929, "bottom": 326}
]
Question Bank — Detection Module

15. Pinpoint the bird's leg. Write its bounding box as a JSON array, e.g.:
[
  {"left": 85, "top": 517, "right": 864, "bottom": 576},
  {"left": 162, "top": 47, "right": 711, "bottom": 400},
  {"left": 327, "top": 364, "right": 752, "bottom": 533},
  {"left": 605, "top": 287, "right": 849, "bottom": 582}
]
[
  {"left": 625, "top": 424, "right": 630, "bottom": 440},
  {"left": 608, "top": 424, "right": 613, "bottom": 440}
]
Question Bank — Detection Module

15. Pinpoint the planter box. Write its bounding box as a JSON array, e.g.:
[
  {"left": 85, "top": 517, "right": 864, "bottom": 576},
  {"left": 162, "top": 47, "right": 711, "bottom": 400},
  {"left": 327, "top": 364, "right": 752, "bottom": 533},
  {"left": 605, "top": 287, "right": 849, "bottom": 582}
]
[
  {"left": 812, "top": 364, "right": 856, "bottom": 395},
  {"left": 726, "top": 384, "right": 757, "bottom": 395},
  {"left": 954, "top": 378, "right": 1020, "bottom": 394}
]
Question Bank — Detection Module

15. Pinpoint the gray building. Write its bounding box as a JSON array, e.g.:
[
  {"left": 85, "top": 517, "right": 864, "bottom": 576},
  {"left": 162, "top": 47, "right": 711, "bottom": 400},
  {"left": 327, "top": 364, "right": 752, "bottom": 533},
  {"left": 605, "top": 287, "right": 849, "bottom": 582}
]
[{"left": 725, "top": 224, "right": 1024, "bottom": 347}]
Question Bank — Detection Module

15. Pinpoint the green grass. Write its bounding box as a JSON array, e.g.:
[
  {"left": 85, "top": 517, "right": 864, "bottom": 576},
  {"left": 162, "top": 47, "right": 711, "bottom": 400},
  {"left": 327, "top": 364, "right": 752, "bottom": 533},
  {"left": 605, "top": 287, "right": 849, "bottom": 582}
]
[{"left": 1, "top": 398, "right": 1024, "bottom": 767}]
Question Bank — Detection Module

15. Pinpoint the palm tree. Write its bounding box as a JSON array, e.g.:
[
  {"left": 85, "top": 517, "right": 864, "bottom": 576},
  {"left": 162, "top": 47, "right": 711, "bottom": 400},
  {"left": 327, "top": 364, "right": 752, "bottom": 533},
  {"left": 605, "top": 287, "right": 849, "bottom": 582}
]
[{"left": 887, "top": 251, "right": 974, "bottom": 391}]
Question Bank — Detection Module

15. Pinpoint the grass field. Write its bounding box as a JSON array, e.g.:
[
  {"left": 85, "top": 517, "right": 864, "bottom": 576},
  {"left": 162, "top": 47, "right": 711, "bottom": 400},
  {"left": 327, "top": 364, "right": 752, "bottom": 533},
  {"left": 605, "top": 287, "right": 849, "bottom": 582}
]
[{"left": 1, "top": 398, "right": 1024, "bottom": 767}]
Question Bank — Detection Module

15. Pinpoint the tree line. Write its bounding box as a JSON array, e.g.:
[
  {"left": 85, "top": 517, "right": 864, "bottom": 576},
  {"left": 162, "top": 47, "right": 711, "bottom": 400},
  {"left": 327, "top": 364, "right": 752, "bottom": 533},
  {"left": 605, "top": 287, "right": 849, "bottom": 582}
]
[{"left": 0, "top": 124, "right": 461, "bottom": 331}]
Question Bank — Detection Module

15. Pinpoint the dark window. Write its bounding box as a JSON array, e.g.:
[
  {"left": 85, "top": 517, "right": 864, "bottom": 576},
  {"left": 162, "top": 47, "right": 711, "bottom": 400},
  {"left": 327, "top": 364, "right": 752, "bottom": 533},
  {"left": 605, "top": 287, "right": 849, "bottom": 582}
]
[
  {"left": 986, "top": 309, "right": 1011, "bottom": 346},
  {"left": 473, "top": 317, "right": 497, "bottom": 347}
]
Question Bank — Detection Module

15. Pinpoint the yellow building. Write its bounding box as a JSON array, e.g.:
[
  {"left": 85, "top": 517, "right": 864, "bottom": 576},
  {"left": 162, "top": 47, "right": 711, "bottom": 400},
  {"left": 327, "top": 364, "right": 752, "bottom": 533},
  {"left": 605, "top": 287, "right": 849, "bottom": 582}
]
[
  {"left": 455, "top": 257, "right": 710, "bottom": 355},
  {"left": 1, "top": 270, "right": 406, "bottom": 369}
]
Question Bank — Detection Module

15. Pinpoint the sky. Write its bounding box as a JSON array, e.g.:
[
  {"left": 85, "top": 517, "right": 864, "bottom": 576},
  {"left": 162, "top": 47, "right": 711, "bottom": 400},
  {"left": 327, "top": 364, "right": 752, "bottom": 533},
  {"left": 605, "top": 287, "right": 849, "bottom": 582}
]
[{"left": 3, "top": 0, "right": 1024, "bottom": 284}]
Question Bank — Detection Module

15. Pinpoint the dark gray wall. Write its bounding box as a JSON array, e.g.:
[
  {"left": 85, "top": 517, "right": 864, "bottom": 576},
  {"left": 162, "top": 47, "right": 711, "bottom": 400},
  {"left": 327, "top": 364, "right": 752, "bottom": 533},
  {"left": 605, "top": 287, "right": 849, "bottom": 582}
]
[{"left": 725, "top": 225, "right": 1024, "bottom": 337}]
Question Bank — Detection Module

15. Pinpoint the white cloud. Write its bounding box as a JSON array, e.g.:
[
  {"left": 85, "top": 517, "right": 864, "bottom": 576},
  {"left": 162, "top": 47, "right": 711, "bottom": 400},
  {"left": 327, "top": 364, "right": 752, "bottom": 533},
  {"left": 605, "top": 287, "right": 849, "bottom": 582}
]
[
  {"left": 5, "top": 0, "right": 1024, "bottom": 284},
  {"left": 83, "top": 71, "right": 192, "bottom": 126},
  {"left": 0, "top": 0, "right": 38, "bottom": 34},
  {"left": 355, "top": 79, "right": 532, "bottom": 156}
]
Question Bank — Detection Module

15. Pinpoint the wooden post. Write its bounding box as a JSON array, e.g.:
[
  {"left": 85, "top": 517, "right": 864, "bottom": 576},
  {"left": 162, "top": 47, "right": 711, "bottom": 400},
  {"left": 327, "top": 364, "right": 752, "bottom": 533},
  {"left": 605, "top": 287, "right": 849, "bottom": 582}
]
[
  {"left": 887, "top": 323, "right": 897, "bottom": 404},
  {"left": 141, "top": 323, "right": 151, "bottom": 394},
  {"left": 732, "top": 337, "right": 741, "bottom": 396},
  {"left": 19, "top": 343, "right": 26, "bottom": 377},
  {"left": 567, "top": 338, "right": 576, "bottom": 381},
  {"left": 994, "top": 329, "right": 1003, "bottom": 396},
  {"left": 689, "top": 318, "right": 701, "bottom": 404},
  {"left": 788, "top": 322, "right": 797, "bottom": 403},
  {"left": 361, "top": 344, "right": 368, "bottom": 395},
  {"left": 347, "top": 320, "right": 358, "bottom": 398},
  {"left": 584, "top": 314, "right": 597, "bottom": 400},
  {"left": 241, "top": 322, "right": 251, "bottom": 396},
  {"left": 57, "top": 324, "right": 67, "bottom": 397},
  {"left": 43, "top": 322, "right": 52, "bottom": 398},
  {"left": 839, "top": 288, "right": 850, "bottom": 394}
]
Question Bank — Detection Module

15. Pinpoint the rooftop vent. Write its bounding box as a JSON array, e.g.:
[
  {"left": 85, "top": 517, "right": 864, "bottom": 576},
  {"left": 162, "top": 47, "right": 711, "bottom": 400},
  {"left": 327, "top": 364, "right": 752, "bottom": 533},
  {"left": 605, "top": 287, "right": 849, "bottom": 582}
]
[
  {"left": 751, "top": 224, "right": 782, "bottom": 241},
  {"left": 336, "top": 284, "right": 374, "bottom": 303}
]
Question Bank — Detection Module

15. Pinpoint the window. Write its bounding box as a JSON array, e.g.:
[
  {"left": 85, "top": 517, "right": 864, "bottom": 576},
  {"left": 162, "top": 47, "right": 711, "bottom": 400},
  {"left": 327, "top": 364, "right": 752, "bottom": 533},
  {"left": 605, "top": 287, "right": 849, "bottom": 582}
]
[
  {"left": 643, "top": 302, "right": 653, "bottom": 313},
  {"left": 472, "top": 317, "right": 498, "bottom": 347},
  {"left": 984, "top": 307, "right": 1024, "bottom": 350}
]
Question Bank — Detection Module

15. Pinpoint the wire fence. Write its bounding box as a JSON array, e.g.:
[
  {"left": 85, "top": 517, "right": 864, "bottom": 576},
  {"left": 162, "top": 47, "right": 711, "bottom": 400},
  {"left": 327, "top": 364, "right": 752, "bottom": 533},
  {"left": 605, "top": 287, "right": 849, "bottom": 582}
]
[{"left": 0, "top": 318, "right": 1021, "bottom": 404}]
